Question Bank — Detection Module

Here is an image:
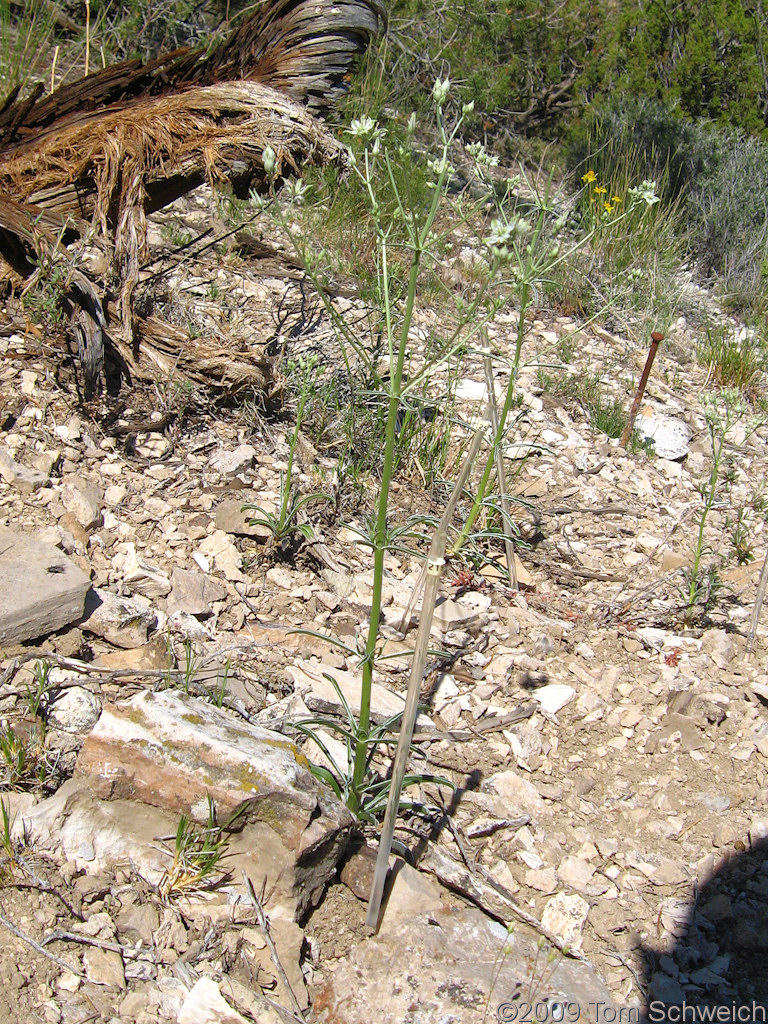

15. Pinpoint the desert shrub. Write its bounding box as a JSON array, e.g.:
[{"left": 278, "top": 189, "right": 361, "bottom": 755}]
[
  {"left": 370, "top": 0, "right": 768, "bottom": 140},
  {"left": 564, "top": 94, "right": 768, "bottom": 312},
  {"left": 363, "top": 0, "right": 601, "bottom": 128},
  {"left": 599, "top": 0, "right": 768, "bottom": 137},
  {"left": 563, "top": 96, "right": 715, "bottom": 205},
  {"left": 697, "top": 322, "right": 768, "bottom": 394},
  {"left": 89, "top": 0, "right": 217, "bottom": 62},
  {"left": 686, "top": 131, "right": 768, "bottom": 308}
]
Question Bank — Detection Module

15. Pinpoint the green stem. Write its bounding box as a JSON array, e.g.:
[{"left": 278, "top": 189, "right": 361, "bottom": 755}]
[
  {"left": 449, "top": 277, "right": 531, "bottom": 556},
  {"left": 348, "top": 117, "right": 452, "bottom": 814},
  {"left": 687, "top": 425, "right": 722, "bottom": 616},
  {"left": 277, "top": 380, "right": 309, "bottom": 535},
  {"left": 349, "top": 252, "right": 421, "bottom": 814}
]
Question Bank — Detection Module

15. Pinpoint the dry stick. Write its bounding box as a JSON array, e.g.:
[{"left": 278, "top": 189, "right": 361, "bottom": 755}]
[
  {"left": 440, "top": 818, "right": 598, "bottom": 968},
  {"left": 483, "top": 348, "right": 517, "bottom": 590},
  {"left": 42, "top": 929, "right": 145, "bottom": 959},
  {"left": 367, "top": 426, "right": 486, "bottom": 931},
  {"left": 397, "top": 426, "right": 486, "bottom": 634},
  {"left": 748, "top": 546, "right": 768, "bottom": 656},
  {"left": 0, "top": 909, "right": 85, "bottom": 978},
  {"left": 241, "top": 872, "right": 305, "bottom": 1020},
  {"left": 365, "top": 527, "right": 446, "bottom": 930},
  {"left": 50, "top": 45, "right": 59, "bottom": 93},
  {"left": 85, "top": 0, "right": 91, "bottom": 77},
  {"left": 619, "top": 330, "right": 663, "bottom": 449}
]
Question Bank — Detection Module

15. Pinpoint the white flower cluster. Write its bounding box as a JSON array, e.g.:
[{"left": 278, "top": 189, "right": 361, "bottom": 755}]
[
  {"left": 467, "top": 141, "right": 499, "bottom": 170},
  {"left": 283, "top": 178, "right": 309, "bottom": 204},
  {"left": 427, "top": 155, "right": 450, "bottom": 177},
  {"left": 627, "top": 179, "right": 660, "bottom": 206},
  {"left": 347, "top": 117, "right": 386, "bottom": 154},
  {"left": 484, "top": 215, "right": 531, "bottom": 261}
]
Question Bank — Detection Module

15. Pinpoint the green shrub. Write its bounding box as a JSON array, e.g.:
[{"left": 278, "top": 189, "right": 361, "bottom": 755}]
[
  {"left": 697, "top": 322, "right": 767, "bottom": 394},
  {"left": 563, "top": 95, "right": 714, "bottom": 205},
  {"left": 687, "top": 131, "right": 768, "bottom": 308},
  {"left": 600, "top": 0, "right": 768, "bottom": 137},
  {"left": 563, "top": 96, "right": 768, "bottom": 313},
  {"left": 375, "top": 1, "right": 768, "bottom": 139}
]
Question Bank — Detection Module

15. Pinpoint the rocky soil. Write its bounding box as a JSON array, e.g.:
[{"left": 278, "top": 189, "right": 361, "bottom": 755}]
[{"left": 1, "top": 185, "right": 767, "bottom": 1024}]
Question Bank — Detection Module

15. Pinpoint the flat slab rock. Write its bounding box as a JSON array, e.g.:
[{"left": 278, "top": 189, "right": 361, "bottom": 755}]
[
  {"left": 75, "top": 689, "right": 353, "bottom": 855},
  {"left": 0, "top": 525, "right": 90, "bottom": 645},
  {"left": 312, "top": 862, "right": 616, "bottom": 1024}
]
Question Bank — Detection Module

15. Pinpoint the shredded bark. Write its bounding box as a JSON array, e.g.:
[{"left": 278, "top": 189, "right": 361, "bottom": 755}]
[{"left": 0, "top": 0, "right": 384, "bottom": 397}]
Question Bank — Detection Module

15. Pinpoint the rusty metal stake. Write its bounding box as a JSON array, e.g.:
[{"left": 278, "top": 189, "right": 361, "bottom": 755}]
[{"left": 619, "top": 331, "right": 664, "bottom": 449}]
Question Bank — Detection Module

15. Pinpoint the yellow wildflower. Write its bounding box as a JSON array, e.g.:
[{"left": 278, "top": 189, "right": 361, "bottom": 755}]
[
  {"left": 582, "top": 169, "right": 596, "bottom": 183},
  {"left": 594, "top": 185, "right": 607, "bottom": 195},
  {"left": 604, "top": 202, "right": 613, "bottom": 213},
  {"left": 611, "top": 195, "right": 622, "bottom": 204}
]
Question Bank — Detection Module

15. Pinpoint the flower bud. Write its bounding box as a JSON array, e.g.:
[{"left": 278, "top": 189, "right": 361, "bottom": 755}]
[
  {"left": 262, "top": 145, "right": 276, "bottom": 177},
  {"left": 432, "top": 77, "right": 450, "bottom": 107}
]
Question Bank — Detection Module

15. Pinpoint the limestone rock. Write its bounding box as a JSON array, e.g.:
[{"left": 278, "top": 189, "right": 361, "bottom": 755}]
[
  {"left": 532, "top": 683, "right": 575, "bottom": 715},
  {"left": 13, "top": 778, "right": 174, "bottom": 883},
  {"left": 431, "top": 593, "right": 487, "bottom": 632},
  {"left": 115, "top": 902, "right": 160, "bottom": 946},
  {"left": 648, "top": 972, "right": 687, "bottom": 1005},
  {"left": 166, "top": 567, "right": 228, "bottom": 618},
  {"left": 178, "top": 977, "right": 250, "bottom": 1024},
  {"left": 115, "top": 543, "right": 172, "bottom": 598},
  {"left": 313, "top": 863, "right": 613, "bottom": 1023},
  {"left": 60, "top": 476, "right": 103, "bottom": 530},
  {"left": 208, "top": 445, "right": 257, "bottom": 477},
  {"left": 45, "top": 682, "right": 102, "bottom": 733},
  {"left": 636, "top": 410, "right": 690, "bottom": 460},
  {"left": 541, "top": 892, "right": 590, "bottom": 949},
  {"left": 80, "top": 588, "right": 156, "bottom": 648},
  {"left": 288, "top": 662, "right": 433, "bottom": 730},
  {"left": 95, "top": 635, "right": 169, "bottom": 671},
  {"left": 83, "top": 947, "right": 126, "bottom": 989},
  {"left": 197, "top": 531, "right": 248, "bottom": 583},
  {"left": 74, "top": 690, "right": 352, "bottom": 907},
  {"left": 481, "top": 769, "right": 546, "bottom": 819},
  {"left": 340, "top": 841, "right": 378, "bottom": 900},
  {"left": 0, "top": 526, "right": 90, "bottom": 645},
  {"left": 214, "top": 494, "right": 273, "bottom": 540},
  {"left": 558, "top": 855, "right": 596, "bottom": 891},
  {"left": 0, "top": 446, "right": 47, "bottom": 493}
]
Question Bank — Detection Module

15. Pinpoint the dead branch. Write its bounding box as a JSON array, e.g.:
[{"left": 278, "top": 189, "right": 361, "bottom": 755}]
[{"left": 0, "top": 0, "right": 384, "bottom": 398}]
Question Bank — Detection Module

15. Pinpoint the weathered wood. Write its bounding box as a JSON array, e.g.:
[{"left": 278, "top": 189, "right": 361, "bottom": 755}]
[{"left": 0, "top": 0, "right": 384, "bottom": 397}]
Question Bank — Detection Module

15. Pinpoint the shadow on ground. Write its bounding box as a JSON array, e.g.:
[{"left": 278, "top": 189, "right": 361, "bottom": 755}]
[{"left": 641, "top": 836, "right": 768, "bottom": 1020}]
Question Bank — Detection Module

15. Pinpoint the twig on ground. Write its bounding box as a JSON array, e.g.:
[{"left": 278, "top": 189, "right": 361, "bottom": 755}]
[
  {"left": 42, "top": 929, "right": 146, "bottom": 960},
  {"left": 747, "top": 546, "right": 768, "bottom": 656},
  {"left": 5, "top": 874, "right": 84, "bottom": 921},
  {"left": 240, "top": 872, "right": 306, "bottom": 1019},
  {"left": 427, "top": 819, "right": 608, "bottom": 978},
  {"left": 0, "top": 909, "right": 85, "bottom": 978}
]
